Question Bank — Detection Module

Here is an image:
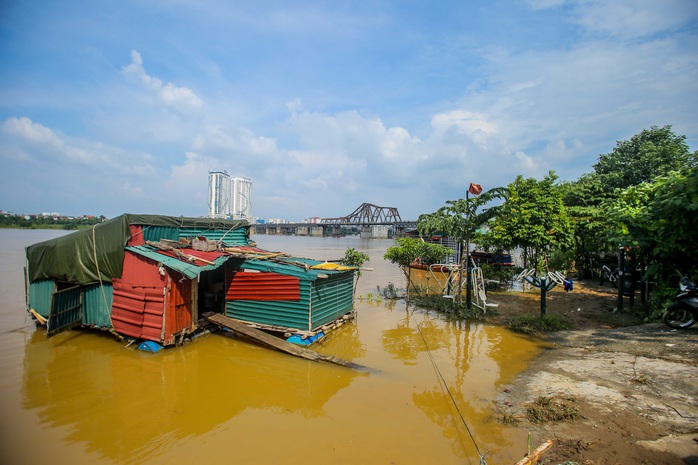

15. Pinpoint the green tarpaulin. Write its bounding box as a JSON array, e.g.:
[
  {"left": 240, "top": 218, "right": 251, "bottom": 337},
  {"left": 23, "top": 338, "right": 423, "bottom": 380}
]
[{"left": 25, "top": 214, "right": 249, "bottom": 285}]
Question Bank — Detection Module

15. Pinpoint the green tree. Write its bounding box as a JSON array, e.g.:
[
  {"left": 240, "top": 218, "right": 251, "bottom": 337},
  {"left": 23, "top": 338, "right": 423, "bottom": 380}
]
[
  {"left": 383, "top": 237, "right": 453, "bottom": 270},
  {"left": 594, "top": 125, "right": 696, "bottom": 194},
  {"left": 415, "top": 186, "right": 505, "bottom": 303},
  {"left": 489, "top": 172, "right": 573, "bottom": 270},
  {"left": 563, "top": 125, "right": 697, "bottom": 276},
  {"left": 606, "top": 167, "right": 698, "bottom": 278},
  {"left": 416, "top": 186, "right": 506, "bottom": 263}
]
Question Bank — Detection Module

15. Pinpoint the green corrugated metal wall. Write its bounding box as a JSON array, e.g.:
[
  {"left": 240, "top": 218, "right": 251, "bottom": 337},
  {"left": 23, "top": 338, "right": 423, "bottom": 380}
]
[
  {"left": 225, "top": 273, "right": 355, "bottom": 332},
  {"left": 139, "top": 224, "right": 249, "bottom": 247},
  {"left": 28, "top": 279, "right": 55, "bottom": 318},
  {"left": 226, "top": 279, "right": 313, "bottom": 330},
  {"left": 142, "top": 226, "right": 179, "bottom": 243},
  {"left": 82, "top": 283, "right": 113, "bottom": 328},
  {"left": 28, "top": 280, "right": 114, "bottom": 328},
  {"left": 310, "top": 274, "right": 354, "bottom": 328},
  {"left": 179, "top": 227, "right": 248, "bottom": 246}
]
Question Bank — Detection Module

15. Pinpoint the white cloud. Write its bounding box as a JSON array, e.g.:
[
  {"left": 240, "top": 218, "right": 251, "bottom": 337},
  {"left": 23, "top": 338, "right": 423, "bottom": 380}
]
[
  {"left": 567, "top": 0, "right": 696, "bottom": 40},
  {"left": 2, "top": 1, "right": 695, "bottom": 220},
  {"left": 122, "top": 50, "right": 204, "bottom": 116},
  {"left": 431, "top": 110, "right": 498, "bottom": 149},
  {"left": 1, "top": 116, "right": 156, "bottom": 173}
]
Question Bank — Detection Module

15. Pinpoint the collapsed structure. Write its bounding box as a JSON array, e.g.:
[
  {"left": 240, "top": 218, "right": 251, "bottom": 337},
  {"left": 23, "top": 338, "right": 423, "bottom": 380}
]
[{"left": 25, "top": 214, "right": 356, "bottom": 347}]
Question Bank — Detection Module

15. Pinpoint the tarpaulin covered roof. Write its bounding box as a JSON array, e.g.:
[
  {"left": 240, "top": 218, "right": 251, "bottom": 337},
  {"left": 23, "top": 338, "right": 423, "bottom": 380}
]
[{"left": 25, "top": 213, "right": 249, "bottom": 285}]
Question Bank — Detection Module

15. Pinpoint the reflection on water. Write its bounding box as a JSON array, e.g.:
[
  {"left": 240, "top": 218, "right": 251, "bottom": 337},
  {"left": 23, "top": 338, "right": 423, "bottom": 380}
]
[
  {"left": 1, "top": 231, "right": 546, "bottom": 465},
  {"left": 22, "top": 330, "right": 363, "bottom": 463}
]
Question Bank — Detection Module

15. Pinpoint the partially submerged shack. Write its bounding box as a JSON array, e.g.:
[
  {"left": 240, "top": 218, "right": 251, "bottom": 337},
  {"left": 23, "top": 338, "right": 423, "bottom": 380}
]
[{"left": 25, "top": 214, "right": 357, "bottom": 347}]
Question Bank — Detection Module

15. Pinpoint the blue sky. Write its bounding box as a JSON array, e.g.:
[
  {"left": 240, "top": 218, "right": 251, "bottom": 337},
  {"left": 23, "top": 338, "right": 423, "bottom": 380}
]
[{"left": 1, "top": 0, "right": 697, "bottom": 221}]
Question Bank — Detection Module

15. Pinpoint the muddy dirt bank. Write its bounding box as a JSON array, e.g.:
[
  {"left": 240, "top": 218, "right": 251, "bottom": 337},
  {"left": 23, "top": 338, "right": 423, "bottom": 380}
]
[{"left": 487, "top": 281, "right": 698, "bottom": 464}]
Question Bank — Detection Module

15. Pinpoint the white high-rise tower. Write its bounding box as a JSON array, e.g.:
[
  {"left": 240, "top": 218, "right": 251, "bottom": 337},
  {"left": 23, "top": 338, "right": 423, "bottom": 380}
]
[
  {"left": 231, "top": 177, "right": 253, "bottom": 220},
  {"left": 208, "top": 170, "right": 231, "bottom": 219}
]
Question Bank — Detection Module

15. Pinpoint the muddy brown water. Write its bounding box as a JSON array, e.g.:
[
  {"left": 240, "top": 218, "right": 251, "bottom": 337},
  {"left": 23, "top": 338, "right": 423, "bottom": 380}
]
[{"left": 0, "top": 230, "right": 546, "bottom": 464}]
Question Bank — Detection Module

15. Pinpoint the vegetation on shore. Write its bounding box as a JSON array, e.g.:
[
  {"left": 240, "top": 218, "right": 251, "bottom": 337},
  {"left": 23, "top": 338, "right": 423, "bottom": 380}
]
[
  {"left": 0, "top": 214, "right": 106, "bottom": 230},
  {"left": 385, "top": 125, "right": 698, "bottom": 323}
]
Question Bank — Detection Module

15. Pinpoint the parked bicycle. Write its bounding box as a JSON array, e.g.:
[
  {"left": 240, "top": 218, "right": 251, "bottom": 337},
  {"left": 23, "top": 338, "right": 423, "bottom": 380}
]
[
  {"left": 600, "top": 264, "right": 635, "bottom": 295},
  {"left": 599, "top": 265, "right": 618, "bottom": 286}
]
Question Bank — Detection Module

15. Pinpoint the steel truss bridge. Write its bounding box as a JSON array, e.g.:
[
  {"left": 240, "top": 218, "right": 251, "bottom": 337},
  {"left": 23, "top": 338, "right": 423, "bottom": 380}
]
[
  {"left": 253, "top": 203, "right": 417, "bottom": 237},
  {"left": 321, "top": 203, "right": 415, "bottom": 228}
]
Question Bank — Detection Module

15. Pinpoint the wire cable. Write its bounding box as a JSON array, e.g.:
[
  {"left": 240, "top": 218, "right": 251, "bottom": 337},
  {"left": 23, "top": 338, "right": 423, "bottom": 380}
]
[{"left": 411, "top": 311, "right": 489, "bottom": 464}]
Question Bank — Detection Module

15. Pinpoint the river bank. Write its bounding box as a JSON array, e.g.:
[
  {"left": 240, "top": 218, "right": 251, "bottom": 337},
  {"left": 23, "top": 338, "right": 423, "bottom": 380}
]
[{"left": 487, "top": 281, "right": 698, "bottom": 464}]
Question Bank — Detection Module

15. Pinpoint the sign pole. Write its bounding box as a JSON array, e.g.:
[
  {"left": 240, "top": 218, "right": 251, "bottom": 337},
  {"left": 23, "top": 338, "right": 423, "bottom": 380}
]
[{"left": 465, "top": 189, "right": 471, "bottom": 309}]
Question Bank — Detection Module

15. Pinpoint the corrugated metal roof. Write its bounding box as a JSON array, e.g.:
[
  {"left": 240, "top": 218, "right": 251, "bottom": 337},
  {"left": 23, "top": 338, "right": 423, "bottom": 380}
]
[
  {"left": 241, "top": 257, "right": 354, "bottom": 281},
  {"left": 125, "top": 246, "right": 231, "bottom": 279}
]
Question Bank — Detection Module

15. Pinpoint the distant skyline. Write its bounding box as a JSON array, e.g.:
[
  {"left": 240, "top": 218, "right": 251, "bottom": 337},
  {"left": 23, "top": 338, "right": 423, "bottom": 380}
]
[{"left": 1, "top": 1, "right": 697, "bottom": 221}]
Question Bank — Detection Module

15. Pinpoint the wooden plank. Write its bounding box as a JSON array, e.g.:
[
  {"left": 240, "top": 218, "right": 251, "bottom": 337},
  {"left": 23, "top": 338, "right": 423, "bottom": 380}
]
[
  {"left": 514, "top": 440, "right": 554, "bottom": 465},
  {"left": 206, "top": 313, "right": 371, "bottom": 372}
]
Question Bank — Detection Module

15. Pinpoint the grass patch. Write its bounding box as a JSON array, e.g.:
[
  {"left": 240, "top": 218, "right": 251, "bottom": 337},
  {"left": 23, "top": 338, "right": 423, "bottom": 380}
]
[
  {"left": 525, "top": 395, "right": 583, "bottom": 424},
  {"left": 630, "top": 374, "right": 650, "bottom": 385},
  {"left": 410, "top": 294, "right": 484, "bottom": 319},
  {"left": 376, "top": 283, "right": 401, "bottom": 300},
  {"left": 508, "top": 313, "right": 573, "bottom": 334},
  {"left": 497, "top": 408, "right": 520, "bottom": 425}
]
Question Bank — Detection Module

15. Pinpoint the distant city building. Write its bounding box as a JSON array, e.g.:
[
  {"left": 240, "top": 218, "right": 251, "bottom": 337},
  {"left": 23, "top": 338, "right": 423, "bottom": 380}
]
[
  {"left": 231, "top": 177, "right": 253, "bottom": 221},
  {"left": 208, "top": 170, "right": 231, "bottom": 219}
]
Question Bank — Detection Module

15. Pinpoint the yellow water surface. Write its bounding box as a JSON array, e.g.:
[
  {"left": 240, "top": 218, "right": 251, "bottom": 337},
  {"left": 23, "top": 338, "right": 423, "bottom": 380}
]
[{"left": 0, "top": 231, "right": 545, "bottom": 465}]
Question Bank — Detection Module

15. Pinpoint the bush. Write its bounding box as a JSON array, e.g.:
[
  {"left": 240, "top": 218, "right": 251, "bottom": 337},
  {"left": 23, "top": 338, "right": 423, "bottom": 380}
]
[
  {"left": 644, "top": 281, "right": 679, "bottom": 322},
  {"left": 525, "top": 395, "right": 583, "bottom": 424},
  {"left": 480, "top": 264, "right": 518, "bottom": 290},
  {"left": 377, "top": 283, "right": 401, "bottom": 300},
  {"left": 384, "top": 237, "right": 453, "bottom": 267},
  {"left": 341, "top": 248, "right": 370, "bottom": 276},
  {"left": 507, "top": 314, "right": 573, "bottom": 334},
  {"left": 410, "top": 295, "right": 484, "bottom": 319}
]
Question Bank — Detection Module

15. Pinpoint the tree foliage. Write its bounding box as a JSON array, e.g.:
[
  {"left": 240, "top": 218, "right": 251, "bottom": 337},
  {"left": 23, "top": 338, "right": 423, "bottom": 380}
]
[
  {"left": 383, "top": 237, "right": 453, "bottom": 269},
  {"left": 341, "top": 247, "right": 370, "bottom": 269},
  {"left": 563, "top": 125, "right": 697, "bottom": 276},
  {"left": 606, "top": 167, "right": 698, "bottom": 277},
  {"left": 416, "top": 187, "right": 505, "bottom": 240},
  {"left": 488, "top": 172, "right": 573, "bottom": 270},
  {"left": 594, "top": 125, "right": 695, "bottom": 194}
]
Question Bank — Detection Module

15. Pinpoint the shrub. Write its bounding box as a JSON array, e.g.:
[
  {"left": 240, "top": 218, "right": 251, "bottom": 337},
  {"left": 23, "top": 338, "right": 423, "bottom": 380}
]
[
  {"left": 507, "top": 314, "right": 573, "bottom": 334},
  {"left": 525, "top": 396, "right": 583, "bottom": 424}
]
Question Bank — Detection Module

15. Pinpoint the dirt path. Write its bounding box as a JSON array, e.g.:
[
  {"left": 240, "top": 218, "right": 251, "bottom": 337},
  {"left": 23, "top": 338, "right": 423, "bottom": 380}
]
[{"left": 488, "top": 281, "right": 698, "bottom": 464}]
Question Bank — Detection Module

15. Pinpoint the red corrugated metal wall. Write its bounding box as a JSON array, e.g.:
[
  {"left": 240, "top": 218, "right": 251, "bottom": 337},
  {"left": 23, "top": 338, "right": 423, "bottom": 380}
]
[
  {"left": 128, "top": 225, "right": 145, "bottom": 246},
  {"left": 226, "top": 271, "right": 300, "bottom": 301},
  {"left": 164, "top": 271, "right": 193, "bottom": 345},
  {"left": 111, "top": 284, "right": 165, "bottom": 341},
  {"left": 111, "top": 251, "right": 168, "bottom": 342}
]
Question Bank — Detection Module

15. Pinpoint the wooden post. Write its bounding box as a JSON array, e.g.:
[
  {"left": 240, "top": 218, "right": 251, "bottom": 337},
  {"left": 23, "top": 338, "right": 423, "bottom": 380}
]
[{"left": 617, "top": 246, "right": 625, "bottom": 313}]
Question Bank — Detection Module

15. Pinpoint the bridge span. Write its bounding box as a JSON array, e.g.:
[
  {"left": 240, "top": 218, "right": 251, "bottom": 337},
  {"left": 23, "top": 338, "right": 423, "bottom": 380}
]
[{"left": 252, "top": 203, "right": 417, "bottom": 238}]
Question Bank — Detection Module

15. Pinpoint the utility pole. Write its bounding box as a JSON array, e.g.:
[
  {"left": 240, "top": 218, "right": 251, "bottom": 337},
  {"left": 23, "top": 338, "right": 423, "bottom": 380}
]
[
  {"left": 465, "top": 183, "right": 482, "bottom": 309},
  {"left": 465, "top": 188, "right": 471, "bottom": 309}
]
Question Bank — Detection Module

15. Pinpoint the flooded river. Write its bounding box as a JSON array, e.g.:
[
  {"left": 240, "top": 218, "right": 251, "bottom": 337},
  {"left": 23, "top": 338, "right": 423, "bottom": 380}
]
[{"left": 0, "top": 230, "right": 545, "bottom": 464}]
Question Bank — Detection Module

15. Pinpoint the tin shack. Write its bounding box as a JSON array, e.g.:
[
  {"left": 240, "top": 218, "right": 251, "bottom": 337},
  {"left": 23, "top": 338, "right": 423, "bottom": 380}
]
[{"left": 25, "top": 214, "right": 357, "bottom": 347}]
